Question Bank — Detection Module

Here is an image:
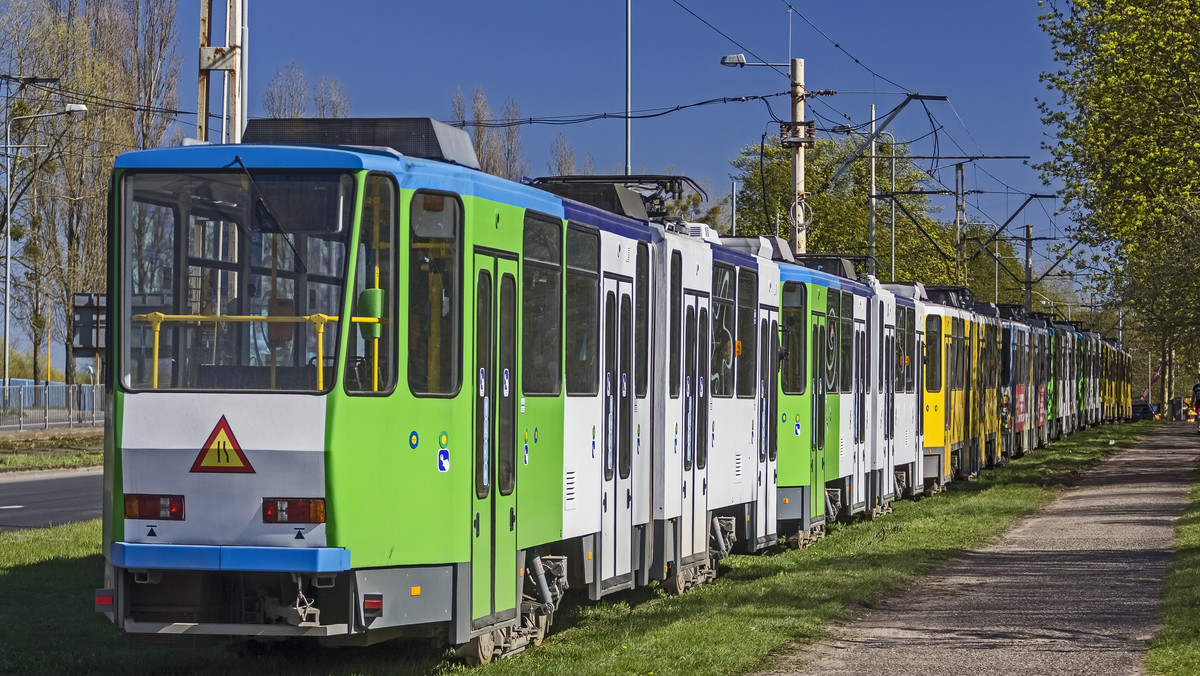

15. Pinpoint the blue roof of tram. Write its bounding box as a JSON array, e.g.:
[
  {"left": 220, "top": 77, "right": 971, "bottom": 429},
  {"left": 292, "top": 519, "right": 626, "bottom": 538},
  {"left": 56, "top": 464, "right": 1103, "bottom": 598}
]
[
  {"left": 561, "top": 198, "right": 653, "bottom": 242},
  {"left": 114, "top": 143, "right": 565, "bottom": 218},
  {"left": 778, "top": 261, "right": 855, "bottom": 291}
]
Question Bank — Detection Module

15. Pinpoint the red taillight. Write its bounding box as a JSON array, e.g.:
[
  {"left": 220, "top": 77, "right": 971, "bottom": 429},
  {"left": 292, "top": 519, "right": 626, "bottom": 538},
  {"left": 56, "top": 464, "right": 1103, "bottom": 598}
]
[
  {"left": 262, "top": 498, "right": 326, "bottom": 524},
  {"left": 95, "top": 589, "right": 114, "bottom": 614},
  {"left": 362, "top": 593, "right": 383, "bottom": 623},
  {"left": 124, "top": 494, "right": 185, "bottom": 520}
]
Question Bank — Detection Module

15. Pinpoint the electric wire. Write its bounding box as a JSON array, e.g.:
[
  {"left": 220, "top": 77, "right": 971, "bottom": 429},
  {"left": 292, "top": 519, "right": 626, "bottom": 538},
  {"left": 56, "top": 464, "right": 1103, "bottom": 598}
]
[
  {"left": 777, "top": 0, "right": 911, "bottom": 93},
  {"left": 669, "top": 0, "right": 789, "bottom": 79}
]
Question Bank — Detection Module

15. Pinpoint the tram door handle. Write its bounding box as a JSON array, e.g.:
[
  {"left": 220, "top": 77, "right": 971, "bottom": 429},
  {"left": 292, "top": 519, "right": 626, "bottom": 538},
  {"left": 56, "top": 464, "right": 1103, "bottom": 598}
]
[
  {"left": 473, "top": 513, "right": 480, "bottom": 537},
  {"left": 509, "top": 507, "right": 516, "bottom": 531},
  {"left": 602, "top": 493, "right": 607, "bottom": 513},
  {"left": 626, "top": 488, "right": 632, "bottom": 508}
]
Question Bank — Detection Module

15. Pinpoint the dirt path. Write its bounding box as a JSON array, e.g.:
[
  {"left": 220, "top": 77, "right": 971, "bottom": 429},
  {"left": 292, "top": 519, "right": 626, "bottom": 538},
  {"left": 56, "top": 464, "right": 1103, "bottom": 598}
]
[{"left": 758, "top": 423, "right": 1200, "bottom": 676}]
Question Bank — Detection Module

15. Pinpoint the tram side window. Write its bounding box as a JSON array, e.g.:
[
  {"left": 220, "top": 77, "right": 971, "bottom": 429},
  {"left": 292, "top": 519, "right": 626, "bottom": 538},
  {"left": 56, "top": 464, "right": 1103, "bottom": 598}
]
[
  {"left": 780, "top": 281, "right": 806, "bottom": 395},
  {"left": 925, "top": 316, "right": 942, "bottom": 392},
  {"left": 840, "top": 292, "right": 853, "bottom": 393},
  {"left": 895, "top": 306, "right": 906, "bottom": 390},
  {"left": 736, "top": 268, "right": 758, "bottom": 398},
  {"left": 565, "top": 224, "right": 600, "bottom": 395},
  {"left": 408, "top": 191, "right": 462, "bottom": 396},
  {"left": 522, "top": 213, "right": 562, "bottom": 396},
  {"left": 346, "top": 174, "right": 397, "bottom": 395},
  {"left": 826, "top": 291, "right": 839, "bottom": 391},
  {"left": 669, "top": 251, "right": 682, "bottom": 398},
  {"left": 711, "top": 264, "right": 736, "bottom": 397},
  {"left": 906, "top": 308, "right": 916, "bottom": 392},
  {"left": 635, "top": 242, "right": 649, "bottom": 398}
]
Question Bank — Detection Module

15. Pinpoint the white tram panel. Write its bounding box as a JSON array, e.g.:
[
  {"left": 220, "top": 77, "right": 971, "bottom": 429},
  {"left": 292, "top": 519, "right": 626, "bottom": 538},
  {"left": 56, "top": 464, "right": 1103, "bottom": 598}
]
[
  {"left": 851, "top": 288, "right": 869, "bottom": 513},
  {"left": 868, "top": 279, "right": 897, "bottom": 504},
  {"left": 119, "top": 393, "right": 328, "bottom": 547},
  {"left": 562, "top": 222, "right": 605, "bottom": 541},
  {"left": 597, "top": 227, "right": 642, "bottom": 583},
  {"left": 884, "top": 282, "right": 926, "bottom": 498},
  {"left": 653, "top": 231, "right": 711, "bottom": 524},
  {"left": 705, "top": 245, "right": 758, "bottom": 512},
  {"left": 631, "top": 236, "right": 656, "bottom": 529},
  {"left": 755, "top": 256, "right": 781, "bottom": 547}
]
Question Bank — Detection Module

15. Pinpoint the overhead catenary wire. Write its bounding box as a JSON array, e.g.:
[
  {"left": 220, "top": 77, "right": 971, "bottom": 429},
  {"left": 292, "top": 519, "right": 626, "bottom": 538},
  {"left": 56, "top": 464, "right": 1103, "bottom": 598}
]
[{"left": 776, "top": 0, "right": 911, "bottom": 94}]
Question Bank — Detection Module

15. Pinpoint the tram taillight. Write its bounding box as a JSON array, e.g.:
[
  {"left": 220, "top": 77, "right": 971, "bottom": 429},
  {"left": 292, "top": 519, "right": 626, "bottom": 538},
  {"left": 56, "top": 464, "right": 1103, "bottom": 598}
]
[
  {"left": 262, "top": 498, "right": 326, "bottom": 524},
  {"left": 124, "top": 494, "right": 185, "bottom": 520}
]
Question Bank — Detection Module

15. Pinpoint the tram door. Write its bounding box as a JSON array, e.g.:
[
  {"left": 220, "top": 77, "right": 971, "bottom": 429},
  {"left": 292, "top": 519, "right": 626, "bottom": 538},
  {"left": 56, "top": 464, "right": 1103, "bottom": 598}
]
[
  {"left": 756, "top": 310, "right": 779, "bottom": 541},
  {"left": 680, "top": 292, "right": 711, "bottom": 562},
  {"left": 600, "top": 277, "right": 634, "bottom": 583},
  {"left": 470, "top": 253, "right": 519, "bottom": 628},
  {"left": 810, "top": 311, "right": 827, "bottom": 522}
]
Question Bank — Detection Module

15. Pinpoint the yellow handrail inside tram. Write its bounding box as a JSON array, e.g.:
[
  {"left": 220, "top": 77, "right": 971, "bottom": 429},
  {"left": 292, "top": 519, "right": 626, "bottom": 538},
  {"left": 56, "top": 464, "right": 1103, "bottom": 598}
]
[{"left": 131, "top": 312, "right": 384, "bottom": 390}]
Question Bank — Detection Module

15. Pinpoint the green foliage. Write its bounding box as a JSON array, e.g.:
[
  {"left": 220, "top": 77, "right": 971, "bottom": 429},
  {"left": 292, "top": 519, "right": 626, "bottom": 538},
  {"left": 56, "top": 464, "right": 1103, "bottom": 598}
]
[
  {"left": 729, "top": 135, "right": 1012, "bottom": 294},
  {"left": 1039, "top": 1, "right": 1200, "bottom": 356}
]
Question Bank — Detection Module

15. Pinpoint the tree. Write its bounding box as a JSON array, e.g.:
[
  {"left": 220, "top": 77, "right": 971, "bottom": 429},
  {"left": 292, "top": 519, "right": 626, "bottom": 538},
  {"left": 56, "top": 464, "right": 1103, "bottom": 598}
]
[
  {"left": 729, "top": 135, "right": 960, "bottom": 286},
  {"left": 1039, "top": 1, "right": 1200, "bottom": 375},
  {"left": 263, "top": 60, "right": 308, "bottom": 118},
  {"left": 1, "top": 0, "right": 180, "bottom": 384},
  {"left": 313, "top": 74, "right": 350, "bottom": 119},
  {"left": 548, "top": 133, "right": 575, "bottom": 176},
  {"left": 500, "top": 97, "right": 527, "bottom": 181},
  {"left": 450, "top": 86, "right": 527, "bottom": 180}
]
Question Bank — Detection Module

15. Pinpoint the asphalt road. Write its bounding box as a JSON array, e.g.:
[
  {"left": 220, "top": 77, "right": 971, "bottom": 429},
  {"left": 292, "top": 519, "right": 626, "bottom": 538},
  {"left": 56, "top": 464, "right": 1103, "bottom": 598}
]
[
  {"left": 759, "top": 423, "right": 1199, "bottom": 676},
  {"left": 0, "top": 466, "right": 102, "bottom": 532}
]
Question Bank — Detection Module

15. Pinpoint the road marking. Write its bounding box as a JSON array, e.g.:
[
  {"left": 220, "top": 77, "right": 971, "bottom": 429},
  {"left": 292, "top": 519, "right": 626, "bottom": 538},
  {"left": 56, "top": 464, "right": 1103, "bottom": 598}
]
[{"left": 0, "top": 505, "right": 24, "bottom": 510}]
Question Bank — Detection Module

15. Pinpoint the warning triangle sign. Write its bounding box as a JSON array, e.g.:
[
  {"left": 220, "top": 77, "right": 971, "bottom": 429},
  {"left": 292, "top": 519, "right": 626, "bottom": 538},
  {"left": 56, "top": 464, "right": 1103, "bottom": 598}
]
[{"left": 191, "top": 415, "right": 254, "bottom": 473}]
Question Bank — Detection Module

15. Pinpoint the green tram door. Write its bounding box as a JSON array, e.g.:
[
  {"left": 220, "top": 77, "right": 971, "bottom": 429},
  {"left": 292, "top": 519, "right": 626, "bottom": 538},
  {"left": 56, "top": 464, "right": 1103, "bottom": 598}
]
[
  {"left": 811, "top": 310, "right": 828, "bottom": 522},
  {"left": 471, "top": 252, "right": 520, "bottom": 629}
]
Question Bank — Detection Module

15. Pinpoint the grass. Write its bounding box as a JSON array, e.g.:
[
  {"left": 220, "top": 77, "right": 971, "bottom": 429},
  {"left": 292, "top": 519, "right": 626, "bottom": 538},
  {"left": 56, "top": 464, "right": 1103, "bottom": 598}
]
[
  {"left": 0, "top": 421, "right": 1152, "bottom": 675},
  {"left": 1146, "top": 448, "right": 1200, "bottom": 675},
  {"left": 0, "top": 430, "right": 103, "bottom": 472}
]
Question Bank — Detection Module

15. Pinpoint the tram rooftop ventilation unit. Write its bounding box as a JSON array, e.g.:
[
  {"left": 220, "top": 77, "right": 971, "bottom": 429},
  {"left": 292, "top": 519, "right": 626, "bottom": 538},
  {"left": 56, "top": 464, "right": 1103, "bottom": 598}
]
[
  {"left": 241, "top": 118, "right": 481, "bottom": 170},
  {"left": 529, "top": 174, "right": 706, "bottom": 222},
  {"left": 882, "top": 281, "right": 929, "bottom": 301},
  {"left": 973, "top": 302, "right": 1000, "bottom": 318},
  {"left": 720, "top": 236, "right": 796, "bottom": 263},
  {"left": 925, "top": 286, "right": 975, "bottom": 309},
  {"left": 794, "top": 254, "right": 863, "bottom": 281},
  {"left": 684, "top": 222, "right": 721, "bottom": 242},
  {"left": 998, "top": 304, "right": 1032, "bottom": 321}
]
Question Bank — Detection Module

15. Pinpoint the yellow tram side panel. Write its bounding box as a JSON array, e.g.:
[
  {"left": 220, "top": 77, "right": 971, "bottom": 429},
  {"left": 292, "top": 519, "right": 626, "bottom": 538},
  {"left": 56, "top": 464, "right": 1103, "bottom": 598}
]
[
  {"left": 947, "top": 314, "right": 965, "bottom": 479},
  {"left": 922, "top": 311, "right": 953, "bottom": 484}
]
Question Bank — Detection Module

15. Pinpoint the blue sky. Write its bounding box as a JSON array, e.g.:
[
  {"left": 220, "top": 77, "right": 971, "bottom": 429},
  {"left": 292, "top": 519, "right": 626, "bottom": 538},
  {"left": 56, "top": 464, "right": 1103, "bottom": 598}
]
[{"left": 178, "top": 1, "right": 1065, "bottom": 254}]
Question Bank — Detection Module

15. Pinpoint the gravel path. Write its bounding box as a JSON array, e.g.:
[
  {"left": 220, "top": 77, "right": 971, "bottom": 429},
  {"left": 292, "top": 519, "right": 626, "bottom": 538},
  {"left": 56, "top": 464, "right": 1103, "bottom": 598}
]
[{"left": 759, "top": 423, "right": 1200, "bottom": 676}]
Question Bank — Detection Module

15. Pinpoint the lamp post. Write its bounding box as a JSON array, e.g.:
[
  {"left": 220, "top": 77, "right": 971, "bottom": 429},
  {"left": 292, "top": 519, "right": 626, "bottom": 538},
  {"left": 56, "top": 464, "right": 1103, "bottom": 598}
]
[
  {"left": 4, "top": 103, "right": 87, "bottom": 392},
  {"left": 721, "top": 53, "right": 806, "bottom": 254},
  {"left": 875, "top": 129, "right": 895, "bottom": 281}
]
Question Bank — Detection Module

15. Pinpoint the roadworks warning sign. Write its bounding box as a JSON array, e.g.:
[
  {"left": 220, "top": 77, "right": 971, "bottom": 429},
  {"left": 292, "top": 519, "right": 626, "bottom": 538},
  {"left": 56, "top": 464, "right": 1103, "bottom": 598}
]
[{"left": 190, "top": 415, "right": 254, "bottom": 473}]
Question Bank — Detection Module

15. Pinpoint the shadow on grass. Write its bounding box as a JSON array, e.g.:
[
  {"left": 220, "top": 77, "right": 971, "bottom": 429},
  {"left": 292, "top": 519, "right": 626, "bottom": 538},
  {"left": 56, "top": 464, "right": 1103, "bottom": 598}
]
[{"left": 0, "top": 551, "right": 462, "bottom": 676}]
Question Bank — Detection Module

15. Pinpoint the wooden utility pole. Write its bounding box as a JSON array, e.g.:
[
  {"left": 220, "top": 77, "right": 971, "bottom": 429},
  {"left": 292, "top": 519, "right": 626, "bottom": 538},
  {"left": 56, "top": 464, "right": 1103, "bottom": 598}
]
[
  {"left": 1024, "top": 224, "right": 1033, "bottom": 312},
  {"left": 792, "top": 58, "right": 806, "bottom": 254},
  {"left": 955, "top": 163, "right": 966, "bottom": 285},
  {"left": 197, "top": 0, "right": 247, "bottom": 143}
]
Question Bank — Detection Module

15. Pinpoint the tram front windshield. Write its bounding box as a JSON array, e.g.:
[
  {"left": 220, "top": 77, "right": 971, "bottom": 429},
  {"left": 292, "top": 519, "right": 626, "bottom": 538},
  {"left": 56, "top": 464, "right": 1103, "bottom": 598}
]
[{"left": 120, "top": 170, "right": 355, "bottom": 392}]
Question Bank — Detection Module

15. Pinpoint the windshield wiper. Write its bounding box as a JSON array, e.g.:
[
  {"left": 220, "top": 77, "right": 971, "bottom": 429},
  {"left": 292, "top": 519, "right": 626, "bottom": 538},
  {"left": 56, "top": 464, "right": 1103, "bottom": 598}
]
[{"left": 233, "top": 155, "right": 308, "bottom": 274}]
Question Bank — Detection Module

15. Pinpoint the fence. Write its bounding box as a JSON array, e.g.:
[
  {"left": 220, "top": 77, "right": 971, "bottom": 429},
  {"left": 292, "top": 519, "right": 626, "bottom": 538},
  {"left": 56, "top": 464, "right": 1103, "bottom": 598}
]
[{"left": 0, "top": 383, "right": 105, "bottom": 430}]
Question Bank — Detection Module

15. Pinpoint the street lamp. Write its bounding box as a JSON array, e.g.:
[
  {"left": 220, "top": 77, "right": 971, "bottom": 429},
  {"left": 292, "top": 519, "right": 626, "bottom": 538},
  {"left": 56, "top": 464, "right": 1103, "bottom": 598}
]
[
  {"left": 721, "top": 53, "right": 807, "bottom": 254},
  {"left": 4, "top": 102, "right": 87, "bottom": 392}
]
